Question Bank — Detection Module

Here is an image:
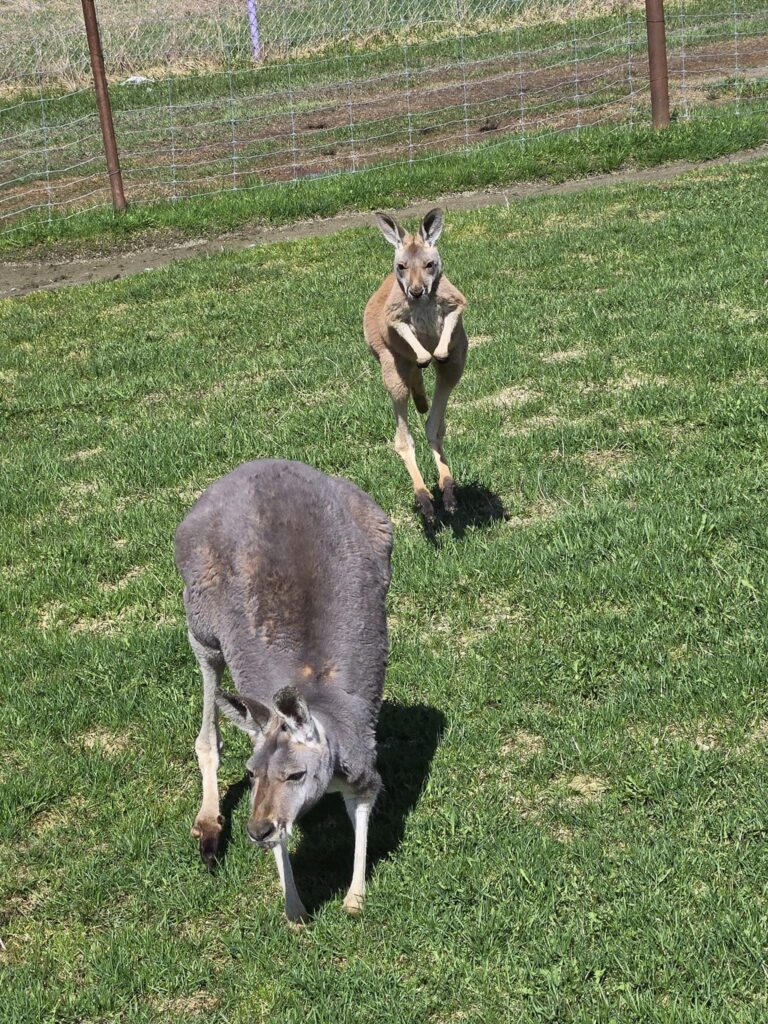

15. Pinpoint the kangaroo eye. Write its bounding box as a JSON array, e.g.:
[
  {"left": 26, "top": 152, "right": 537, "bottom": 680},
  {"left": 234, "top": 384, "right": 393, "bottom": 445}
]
[
  {"left": 425, "top": 261, "right": 435, "bottom": 269},
  {"left": 246, "top": 768, "right": 255, "bottom": 782},
  {"left": 286, "top": 770, "right": 307, "bottom": 782},
  {"left": 397, "top": 263, "right": 406, "bottom": 271}
]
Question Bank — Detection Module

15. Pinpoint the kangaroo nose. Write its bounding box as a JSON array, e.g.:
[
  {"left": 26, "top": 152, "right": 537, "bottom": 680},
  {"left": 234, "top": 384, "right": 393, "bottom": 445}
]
[
  {"left": 248, "top": 819, "right": 276, "bottom": 845},
  {"left": 410, "top": 287, "right": 424, "bottom": 298}
]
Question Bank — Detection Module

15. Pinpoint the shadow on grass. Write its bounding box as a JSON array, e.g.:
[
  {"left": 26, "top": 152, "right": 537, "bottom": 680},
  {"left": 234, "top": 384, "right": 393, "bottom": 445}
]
[
  {"left": 214, "top": 775, "right": 251, "bottom": 867},
  {"left": 422, "top": 480, "right": 507, "bottom": 543},
  {"left": 289, "top": 700, "right": 446, "bottom": 915},
  {"left": 212, "top": 702, "right": 445, "bottom": 914}
]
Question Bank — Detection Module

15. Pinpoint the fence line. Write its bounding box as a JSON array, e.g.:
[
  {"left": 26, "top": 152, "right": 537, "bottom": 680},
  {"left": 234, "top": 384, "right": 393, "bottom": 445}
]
[{"left": 1, "top": 0, "right": 767, "bottom": 232}]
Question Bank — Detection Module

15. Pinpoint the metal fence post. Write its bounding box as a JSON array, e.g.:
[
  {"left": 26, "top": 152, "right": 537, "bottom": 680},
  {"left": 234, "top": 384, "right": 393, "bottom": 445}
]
[
  {"left": 247, "top": 0, "right": 262, "bottom": 62},
  {"left": 81, "top": 0, "right": 127, "bottom": 212},
  {"left": 645, "top": 0, "right": 671, "bottom": 127}
]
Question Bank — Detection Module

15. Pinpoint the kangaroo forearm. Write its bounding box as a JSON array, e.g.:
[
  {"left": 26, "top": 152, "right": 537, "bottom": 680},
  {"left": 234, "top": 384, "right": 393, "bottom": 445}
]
[
  {"left": 434, "top": 310, "right": 462, "bottom": 359},
  {"left": 391, "top": 321, "right": 432, "bottom": 364}
]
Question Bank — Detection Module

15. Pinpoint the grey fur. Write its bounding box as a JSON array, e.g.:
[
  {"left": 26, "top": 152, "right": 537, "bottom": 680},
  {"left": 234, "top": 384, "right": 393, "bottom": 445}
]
[{"left": 175, "top": 459, "right": 393, "bottom": 918}]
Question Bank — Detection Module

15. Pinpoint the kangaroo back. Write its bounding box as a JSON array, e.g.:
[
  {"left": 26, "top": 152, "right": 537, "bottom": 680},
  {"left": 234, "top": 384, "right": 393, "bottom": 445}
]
[
  {"left": 176, "top": 460, "right": 393, "bottom": 920},
  {"left": 176, "top": 459, "right": 392, "bottom": 710}
]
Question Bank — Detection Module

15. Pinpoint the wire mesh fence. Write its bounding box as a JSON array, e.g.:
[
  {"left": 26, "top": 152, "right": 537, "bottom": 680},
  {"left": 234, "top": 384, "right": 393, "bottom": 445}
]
[{"left": 1, "top": 0, "right": 767, "bottom": 233}]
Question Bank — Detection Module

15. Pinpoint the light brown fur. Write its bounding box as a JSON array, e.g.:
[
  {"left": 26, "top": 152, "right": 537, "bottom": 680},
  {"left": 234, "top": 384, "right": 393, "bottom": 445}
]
[{"left": 363, "top": 208, "right": 468, "bottom": 522}]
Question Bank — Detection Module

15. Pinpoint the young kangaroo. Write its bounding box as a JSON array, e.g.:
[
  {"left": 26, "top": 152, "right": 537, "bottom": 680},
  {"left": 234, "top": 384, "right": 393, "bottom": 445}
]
[
  {"left": 175, "top": 460, "right": 393, "bottom": 922},
  {"left": 364, "top": 207, "right": 468, "bottom": 523}
]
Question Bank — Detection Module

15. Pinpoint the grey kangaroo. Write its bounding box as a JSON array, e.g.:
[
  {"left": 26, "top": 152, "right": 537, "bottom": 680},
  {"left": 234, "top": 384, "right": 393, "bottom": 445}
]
[{"left": 175, "top": 459, "right": 393, "bottom": 922}]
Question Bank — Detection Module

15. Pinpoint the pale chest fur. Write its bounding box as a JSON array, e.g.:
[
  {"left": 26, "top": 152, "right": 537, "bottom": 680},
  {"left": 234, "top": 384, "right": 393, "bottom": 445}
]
[{"left": 406, "top": 298, "right": 444, "bottom": 347}]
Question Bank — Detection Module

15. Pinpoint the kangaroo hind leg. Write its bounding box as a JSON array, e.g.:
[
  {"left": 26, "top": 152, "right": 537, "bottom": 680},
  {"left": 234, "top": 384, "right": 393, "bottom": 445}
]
[
  {"left": 409, "top": 365, "right": 429, "bottom": 415},
  {"left": 426, "top": 353, "right": 465, "bottom": 515}
]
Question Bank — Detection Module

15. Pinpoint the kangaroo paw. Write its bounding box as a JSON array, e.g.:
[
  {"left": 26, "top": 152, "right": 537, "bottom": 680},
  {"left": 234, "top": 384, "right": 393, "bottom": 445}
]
[
  {"left": 442, "top": 481, "right": 458, "bottom": 514},
  {"left": 343, "top": 890, "right": 365, "bottom": 915},
  {"left": 191, "top": 815, "right": 223, "bottom": 869},
  {"left": 415, "top": 489, "right": 436, "bottom": 524}
]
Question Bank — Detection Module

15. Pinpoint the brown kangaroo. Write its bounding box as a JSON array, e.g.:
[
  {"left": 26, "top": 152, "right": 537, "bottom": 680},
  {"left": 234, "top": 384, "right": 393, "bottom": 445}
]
[{"left": 363, "top": 208, "right": 468, "bottom": 523}]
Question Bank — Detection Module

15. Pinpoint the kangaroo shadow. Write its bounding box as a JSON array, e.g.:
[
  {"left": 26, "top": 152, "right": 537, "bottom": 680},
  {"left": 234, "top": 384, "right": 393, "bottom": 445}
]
[
  {"left": 213, "top": 775, "right": 251, "bottom": 867},
  {"left": 288, "top": 700, "right": 446, "bottom": 915},
  {"left": 422, "top": 480, "right": 507, "bottom": 544}
]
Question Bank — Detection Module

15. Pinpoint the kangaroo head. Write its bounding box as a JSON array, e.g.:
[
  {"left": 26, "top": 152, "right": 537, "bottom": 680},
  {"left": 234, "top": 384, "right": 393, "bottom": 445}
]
[
  {"left": 215, "top": 686, "right": 333, "bottom": 848},
  {"left": 375, "top": 208, "right": 444, "bottom": 302}
]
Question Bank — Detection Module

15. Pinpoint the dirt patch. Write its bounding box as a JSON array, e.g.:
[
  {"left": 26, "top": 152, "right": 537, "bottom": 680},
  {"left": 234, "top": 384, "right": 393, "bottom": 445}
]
[
  {"left": 732, "top": 720, "right": 768, "bottom": 754},
  {"left": 432, "top": 593, "right": 524, "bottom": 651},
  {"left": 79, "top": 728, "right": 131, "bottom": 756},
  {"left": 634, "top": 719, "right": 732, "bottom": 752},
  {"left": 579, "top": 372, "right": 669, "bottom": 395},
  {"left": 147, "top": 993, "right": 219, "bottom": 1017},
  {"left": 560, "top": 773, "right": 608, "bottom": 806},
  {"left": 485, "top": 384, "right": 541, "bottom": 407},
  {"left": 99, "top": 567, "right": 145, "bottom": 593},
  {"left": 505, "top": 497, "right": 561, "bottom": 527},
  {"left": 2, "top": 144, "right": 767, "bottom": 299},
  {"left": 30, "top": 796, "right": 88, "bottom": 837},
  {"left": 72, "top": 607, "right": 177, "bottom": 635},
  {"left": 540, "top": 348, "right": 586, "bottom": 364},
  {"left": 505, "top": 413, "right": 582, "bottom": 436},
  {"left": 500, "top": 731, "right": 545, "bottom": 761},
  {"left": 551, "top": 824, "right": 575, "bottom": 843},
  {"left": 65, "top": 446, "right": 104, "bottom": 462},
  {"left": 581, "top": 448, "right": 631, "bottom": 476},
  {"left": 468, "top": 334, "right": 494, "bottom": 349}
]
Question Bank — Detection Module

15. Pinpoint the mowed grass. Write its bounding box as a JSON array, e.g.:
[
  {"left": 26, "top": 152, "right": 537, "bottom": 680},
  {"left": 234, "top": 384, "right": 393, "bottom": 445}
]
[{"left": 2, "top": 159, "right": 768, "bottom": 1022}]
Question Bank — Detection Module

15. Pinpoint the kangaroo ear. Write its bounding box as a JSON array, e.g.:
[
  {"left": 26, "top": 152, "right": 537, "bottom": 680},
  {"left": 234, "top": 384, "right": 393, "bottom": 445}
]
[
  {"left": 215, "top": 689, "right": 270, "bottom": 736},
  {"left": 273, "top": 686, "right": 318, "bottom": 743},
  {"left": 375, "top": 212, "right": 405, "bottom": 248},
  {"left": 419, "top": 207, "right": 443, "bottom": 245}
]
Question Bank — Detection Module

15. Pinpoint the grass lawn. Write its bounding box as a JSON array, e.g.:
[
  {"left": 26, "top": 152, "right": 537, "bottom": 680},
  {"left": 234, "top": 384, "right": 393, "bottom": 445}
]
[{"left": 1, "top": 157, "right": 768, "bottom": 1022}]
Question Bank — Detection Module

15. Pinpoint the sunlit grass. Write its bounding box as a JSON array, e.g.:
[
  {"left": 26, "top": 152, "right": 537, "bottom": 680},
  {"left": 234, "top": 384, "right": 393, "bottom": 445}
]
[{"left": 2, "top": 158, "right": 768, "bottom": 1022}]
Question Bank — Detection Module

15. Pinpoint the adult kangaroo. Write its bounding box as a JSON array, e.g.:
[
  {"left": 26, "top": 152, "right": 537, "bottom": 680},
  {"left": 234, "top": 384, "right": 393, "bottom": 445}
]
[
  {"left": 175, "top": 460, "right": 393, "bottom": 922},
  {"left": 364, "top": 207, "right": 468, "bottom": 524}
]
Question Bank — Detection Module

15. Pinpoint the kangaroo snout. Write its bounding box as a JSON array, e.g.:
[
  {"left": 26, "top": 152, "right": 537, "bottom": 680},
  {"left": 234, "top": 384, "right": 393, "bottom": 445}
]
[
  {"left": 408, "top": 286, "right": 425, "bottom": 299},
  {"left": 248, "top": 818, "right": 278, "bottom": 846}
]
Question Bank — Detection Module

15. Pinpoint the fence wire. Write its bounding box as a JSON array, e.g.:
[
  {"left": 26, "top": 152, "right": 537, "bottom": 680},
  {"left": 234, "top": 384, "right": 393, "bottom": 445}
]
[{"left": 1, "top": 0, "right": 767, "bottom": 232}]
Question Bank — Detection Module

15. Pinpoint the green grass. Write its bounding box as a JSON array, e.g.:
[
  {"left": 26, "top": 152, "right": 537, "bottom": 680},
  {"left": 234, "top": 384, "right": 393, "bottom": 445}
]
[
  {"left": 2, "top": 158, "right": 768, "bottom": 1022},
  {"left": 3, "top": 102, "right": 768, "bottom": 259}
]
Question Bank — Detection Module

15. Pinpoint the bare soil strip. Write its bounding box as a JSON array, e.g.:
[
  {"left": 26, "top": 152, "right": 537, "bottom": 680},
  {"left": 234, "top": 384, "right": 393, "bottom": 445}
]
[{"left": 2, "top": 142, "right": 767, "bottom": 299}]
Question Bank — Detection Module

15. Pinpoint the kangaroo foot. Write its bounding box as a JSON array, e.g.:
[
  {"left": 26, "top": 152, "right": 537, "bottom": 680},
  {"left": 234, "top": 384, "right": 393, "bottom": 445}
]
[{"left": 442, "top": 480, "right": 458, "bottom": 515}]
